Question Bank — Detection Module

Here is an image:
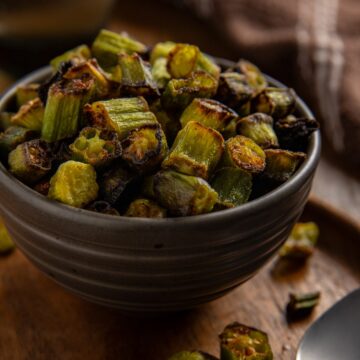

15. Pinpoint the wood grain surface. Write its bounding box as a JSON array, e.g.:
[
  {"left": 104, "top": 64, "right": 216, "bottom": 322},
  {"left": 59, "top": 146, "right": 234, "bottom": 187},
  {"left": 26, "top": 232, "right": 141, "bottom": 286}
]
[{"left": 0, "top": 199, "right": 359, "bottom": 360}]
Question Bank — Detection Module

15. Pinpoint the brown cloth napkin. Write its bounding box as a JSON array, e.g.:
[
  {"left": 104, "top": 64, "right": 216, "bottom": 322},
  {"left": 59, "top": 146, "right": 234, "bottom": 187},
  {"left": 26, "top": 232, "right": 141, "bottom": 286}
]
[{"left": 181, "top": 0, "right": 360, "bottom": 166}]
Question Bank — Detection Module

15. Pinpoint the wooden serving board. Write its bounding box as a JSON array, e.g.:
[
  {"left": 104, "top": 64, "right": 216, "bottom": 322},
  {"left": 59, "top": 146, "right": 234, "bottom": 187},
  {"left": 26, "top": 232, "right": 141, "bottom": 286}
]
[{"left": 0, "top": 198, "right": 359, "bottom": 360}]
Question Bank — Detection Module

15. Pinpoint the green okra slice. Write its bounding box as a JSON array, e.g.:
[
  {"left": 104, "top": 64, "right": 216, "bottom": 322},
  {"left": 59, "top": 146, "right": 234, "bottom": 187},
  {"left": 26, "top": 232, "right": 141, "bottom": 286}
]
[
  {"left": 0, "top": 126, "right": 36, "bottom": 157},
  {"left": 152, "top": 57, "right": 171, "bottom": 89},
  {"left": 180, "top": 98, "right": 238, "bottom": 132},
  {"left": 236, "top": 113, "right": 279, "bottom": 149},
  {"left": 221, "top": 135, "right": 266, "bottom": 174},
  {"left": 220, "top": 322, "right": 273, "bottom": 360},
  {"left": 161, "top": 71, "right": 218, "bottom": 110},
  {"left": 211, "top": 167, "right": 252, "bottom": 208},
  {"left": 86, "top": 201, "right": 120, "bottom": 216},
  {"left": 154, "top": 170, "right": 218, "bottom": 216},
  {"left": 11, "top": 98, "right": 44, "bottom": 131},
  {"left": 0, "top": 218, "right": 15, "bottom": 255},
  {"left": 92, "top": 29, "right": 147, "bottom": 68},
  {"left": 0, "top": 112, "right": 14, "bottom": 131},
  {"left": 162, "top": 121, "right": 224, "bottom": 180},
  {"left": 168, "top": 350, "right": 219, "bottom": 360},
  {"left": 69, "top": 127, "right": 122, "bottom": 169},
  {"left": 167, "top": 43, "right": 200, "bottom": 78},
  {"left": 286, "top": 291, "right": 321, "bottom": 321},
  {"left": 150, "top": 41, "right": 176, "bottom": 64},
  {"left": 8, "top": 139, "right": 52, "bottom": 184},
  {"left": 48, "top": 160, "right": 98, "bottom": 208},
  {"left": 42, "top": 77, "right": 95, "bottom": 142},
  {"left": 50, "top": 44, "right": 91, "bottom": 70},
  {"left": 279, "top": 222, "right": 319, "bottom": 259},
  {"left": 121, "top": 123, "right": 168, "bottom": 173},
  {"left": 222, "top": 119, "right": 238, "bottom": 140},
  {"left": 196, "top": 52, "right": 221, "bottom": 80},
  {"left": 125, "top": 198, "right": 167, "bottom": 218},
  {"left": 263, "top": 149, "right": 306, "bottom": 182},
  {"left": 252, "top": 87, "right": 296, "bottom": 118},
  {"left": 16, "top": 83, "right": 40, "bottom": 107}
]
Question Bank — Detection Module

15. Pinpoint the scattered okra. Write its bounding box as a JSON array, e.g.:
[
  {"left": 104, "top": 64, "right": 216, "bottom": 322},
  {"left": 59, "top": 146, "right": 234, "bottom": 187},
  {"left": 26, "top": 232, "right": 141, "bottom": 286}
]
[{"left": 286, "top": 292, "right": 321, "bottom": 321}]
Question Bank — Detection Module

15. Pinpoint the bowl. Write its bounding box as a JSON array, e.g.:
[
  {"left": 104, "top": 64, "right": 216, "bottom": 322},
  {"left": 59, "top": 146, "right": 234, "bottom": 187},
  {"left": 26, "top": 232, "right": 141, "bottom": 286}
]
[{"left": 0, "top": 65, "right": 321, "bottom": 313}]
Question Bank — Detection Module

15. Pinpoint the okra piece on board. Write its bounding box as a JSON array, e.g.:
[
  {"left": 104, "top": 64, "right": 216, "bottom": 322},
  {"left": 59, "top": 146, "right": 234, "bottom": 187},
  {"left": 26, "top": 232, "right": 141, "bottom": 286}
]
[
  {"left": 150, "top": 41, "right": 176, "bottom": 64},
  {"left": 0, "top": 126, "right": 36, "bottom": 157},
  {"left": 152, "top": 57, "right": 171, "bottom": 89},
  {"left": 180, "top": 98, "right": 238, "bottom": 132},
  {"left": 221, "top": 135, "right": 266, "bottom": 174},
  {"left": 125, "top": 198, "right": 167, "bottom": 218},
  {"left": 167, "top": 43, "right": 200, "bottom": 78},
  {"left": 42, "top": 77, "right": 95, "bottom": 142},
  {"left": 236, "top": 113, "right": 278, "bottom": 149},
  {"left": 162, "top": 121, "right": 224, "bottom": 180},
  {"left": 154, "top": 170, "right": 218, "bottom": 216},
  {"left": 11, "top": 98, "right": 44, "bottom": 131},
  {"left": 92, "top": 29, "right": 147, "bottom": 68},
  {"left": 69, "top": 127, "right": 122, "bottom": 169},
  {"left": 48, "top": 160, "right": 98, "bottom": 208},
  {"left": 50, "top": 44, "right": 91, "bottom": 70},
  {"left": 211, "top": 167, "right": 252, "bottom": 208},
  {"left": 16, "top": 83, "right": 40, "bottom": 107},
  {"left": 286, "top": 292, "right": 320, "bottom": 321},
  {"left": 8, "top": 139, "right": 52, "bottom": 184},
  {"left": 219, "top": 322, "right": 273, "bottom": 360},
  {"left": 0, "top": 218, "right": 15, "bottom": 255},
  {"left": 86, "top": 201, "right": 120, "bottom": 216},
  {"left": 168, "top": 350, "right": 219, "bottom": 360},
  {"left": 263, "top": 149, "right": 306, "bottom": 182}
]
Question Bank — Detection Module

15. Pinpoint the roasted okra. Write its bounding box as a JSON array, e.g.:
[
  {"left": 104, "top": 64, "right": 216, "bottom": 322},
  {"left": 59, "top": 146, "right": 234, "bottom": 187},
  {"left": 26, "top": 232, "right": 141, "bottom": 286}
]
[{"left": 168, "top": 351, "right": 219, "bottom": 360}]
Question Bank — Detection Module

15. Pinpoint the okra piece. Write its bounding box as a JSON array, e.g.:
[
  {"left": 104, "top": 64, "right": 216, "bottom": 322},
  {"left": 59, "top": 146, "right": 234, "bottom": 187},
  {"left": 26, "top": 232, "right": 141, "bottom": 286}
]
[
  {"left": 279, "top": 222, "right": 319, "bottom": 259},
  {"left": 180, "top": 98, "right": 238, "bottom": 132},
  {"left": 162, "top": 121, "right": 224, "bottom": 180},
  {"left": 69, "top": 127, "right": 122, "bottom": 169},
  {"left": 222, "top": 119, "right": 238, "bottom": 140},
  {"left": 121, "top": 123, "right": 168, "bottom": 173},
  {"left": 152, "top": 57, "right": 171, "bottom": 89},
  {"left": 125, "top": 198, "right": 167, "bottom": 218},
  {"left": 141, "top": 175, "right": 156, "bottom": 199},
  {"left": 252, "top": 87, "right": 296, "bottom": 118},
  {"left": 211, "top": 167, "right": 252, "bottom": 208},
  {"left": 0, "top": 126, "right": 36, "bottom": 157},
  {"left": 92, "top": 29, "right": 147, "bottom": 68},
  {"left": 8, "top": 139, "right": 52, "bottom": 184},
  {"left": 16, "top": 83, "right": 40, "bottom": 107},
  {"left": 221, "top": 135, "right": 266, "bottom": 174},
  {"left": 42, "top": 77, "right": 95, "bottom": 142},
  {"left": 219, "top": 322, "right": 273, "bottom": 360},
  {"left": 167, "top": 43, "right": 200, "bottom": 78},
  {"left": 196, "top": 52, "right": 221, "bottom": 80},
  {"left": 33, "top": 178, "right": 51, "bottom": 196},
  {"left": 0, "top": 112, "right": 14, "bottom": 131},
  {"left": 150, "top": 41, "right": 176, "bottom": 64},
  {"left": 11, "top": 98, "right": 44, "bottom": 131},
  {"left": 162, "top": 71, "right": 218, "bottom": 110},
  {"left": 50, "top": 44, "right": 91, "bottom": 70},
  {"left": 287, "top": 292, "right": 320, "bottom": 321},
  {"left": 0, "top": 219, "right": 15, "bottom": 255},
  {"left": 236, "top": 113, "right": 279, "bottom": 149},
  {"left": 154, "top": 170, "right": 218, "bottom": 216},
  {"left": 263, "top": 149, "right": 306, "bottom": 182},
  {"left": 48, "top": 160, "right": 98, "bottom": 208},
  {"left": 168, "top": 350, "right": 219, "bottom": 360},
  {"left": 237, "top": 102, "right": 251, "bottom": 117},
  {"left": 86, "top": 201, "right": 120, "bottom": 216}
]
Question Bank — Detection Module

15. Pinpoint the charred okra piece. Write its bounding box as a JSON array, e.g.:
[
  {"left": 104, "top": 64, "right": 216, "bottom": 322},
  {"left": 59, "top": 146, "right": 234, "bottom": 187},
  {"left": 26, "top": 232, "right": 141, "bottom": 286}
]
[
  {"left": 50, "top": 44, "right": 91, "bottom": 69},
  {"left": 180, "top": 98, "right": 238, "bottom": 132},
  {"left": 221, "top": 135, "right": 266, "bottom": 174},
  {"left": 0, "top": 219, "right": 15, "bottom": 255},
  {"left": 92, "top": 29, "right": 147, "bottom": 68},
  {"left": 8, "top": 140, "right": 52, "bottom": 184},
  {"left": 0, "top": 112, "right": 14, "bottom": 131},
  {"left": 11, "top": 98, "right": 44, "bottom": 131},
  {"left": 168, "top": 350, "right": 219, "bottom": 360},
  {"left": 219, "top": 322, "right": 273, "bottom": 360},
  {"left": 252, "top": 87, "right": 296, "bottom": 118},
  {"left": 236, "top": 113, "right": 278, "bottom": 149},
  {"left": 263, "top": 149, "right": 306, "bottom": 182},
  {"left": 162, "top": 121, "right": 224, "bottom": 180},
  {"left": 0, "top": 126, "right": 36, "bottom": 157},
  {"left": 154, "top": 170, "right": 218, "bottom": 216},
  {"left": 211, "top": 167, "right": 252, "bottom": 208},
  {"left": 86, "top": 201, "right": 120, "bottom": 216},
  {"left": 69, "top": 127, "right": 122, "bottom": 169},
  {"left": 42, "top": 77, "right": 95, "bottom": 142},
  {"left": 125, "top": 198, "right": 167, "bottom": 218},
  {"left": 121, "top": 123, "right": 168, "bottom": 173},
  {"left": 48, "top": 160, "right": 98, "bottom": 208},
  {"left": 167, "top": 43, "right": 200, "bottom": 78},
  {"left": 162, "top": 71, "right": 218, "bottom": 110},
  {"left": 286, "top": 292, "right": 320, "bottom": 321},
  {"left": 196, "top": 52, "right": 221, "bottom": 80},
  {"left": 279, "top": 222, "right": 319, "bottom": 259},
  {"left": 150, "top": 41, "right": 176, "bottom": 64},
  {"left": 16, "top": 83, "right": 40, "bottom": 107},
  {"left": 152, "top": 57, "right": 171, "bottom": 89}
]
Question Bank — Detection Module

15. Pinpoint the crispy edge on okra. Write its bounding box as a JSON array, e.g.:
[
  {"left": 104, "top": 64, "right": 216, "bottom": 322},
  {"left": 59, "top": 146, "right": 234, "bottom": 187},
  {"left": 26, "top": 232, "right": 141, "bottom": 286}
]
[
  {"left": 167, "top": 43, "right": 200, "bottom": 78},
  {"left": 50, "top": 44, "right": 91, "bottom": 70},
  {"left": 86, "top": 201, "right": 120, "bottom": 216},
  {"left": 69, "top": 127, "right": 122, "bottom": 169},
  {"left": 162, "top": 121, "right": 224, "bottom": 180},
  {"left": 0, "top": 218, "right": 15, "bottom": 255},
  {"left": 48, "top": 160, "right": 98, "bottom": 208},
  {"left": 152, "top": 57, "right": 172, "bottom": 89},
  {"left": 263, "top": 149, "right": 306, "bottom": 182},
  {"left": 180, "top": 98, "right": 238, "bottom": 132},
  {"left": 16, "top": 83, "right": 40, "bottom": 107},
  {"left": 236, "top": 113, "right": 279, "bottom": 149},
  {"left": 168, "top": 350, "right": 219, "bottom": 360},
  {"left": 153, "top": 170, "right": 218, "bottom": 216},
  {"left": 219, "top": 322, "right": 273, "bottom": 360},
  {"left": 8, "top": 139, "right": 53, "bottom": 184},
  {"left": 286, "top": 292, "right": 320, "bottom": 321},
  {"left": 121, "top": 123, "right": 168, "bottom": 173},
  {"left": 125, "top": 198, "right": 167, "bottom": 218},
  {"left": 221, "top": 135, "right": 266, "bottom": 174},
  {"left": 0, "top": 126, "right": 37, "bottom": 157},
  {"left": 196, "top": 52, "right": 221, "bottom": 80},
  {"left": 11, "top": 98, "right": 44, "bottom": 131}
]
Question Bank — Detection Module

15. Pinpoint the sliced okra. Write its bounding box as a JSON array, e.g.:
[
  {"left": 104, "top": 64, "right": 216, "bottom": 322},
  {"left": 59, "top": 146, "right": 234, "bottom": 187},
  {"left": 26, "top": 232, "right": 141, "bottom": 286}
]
[
  {"left": 11, "top": 98, "right": 44, "bottom": 131},
  {"left": 50, "top": 44, "right": 91, "bottom": 70},
  {"left": 167, "top": 43, "right": 200, "bottom": 78},
  {"left": 16, "top": 83, "right": 40, "bottom": 107},
  {"left": 125, "top": 198, "right": 167, "bottom": 218},
  {"left": 0, "top": 126, "right": 37, "bottom": 158},
  {"left": 287, "top": 292, "right": 321, "bottom": 321}
]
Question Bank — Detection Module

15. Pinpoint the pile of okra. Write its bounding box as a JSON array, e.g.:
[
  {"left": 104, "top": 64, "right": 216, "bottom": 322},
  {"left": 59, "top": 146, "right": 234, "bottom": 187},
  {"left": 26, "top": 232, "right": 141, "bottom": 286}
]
[{"left": 0, "top": 29, "right": 319, "bottom": 218}]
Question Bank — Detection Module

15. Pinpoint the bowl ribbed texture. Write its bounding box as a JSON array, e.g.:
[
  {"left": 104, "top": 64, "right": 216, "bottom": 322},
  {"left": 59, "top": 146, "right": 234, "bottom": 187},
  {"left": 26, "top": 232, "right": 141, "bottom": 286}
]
[{"left": 0, "top": 66, "right": 320, "bottom": 313}]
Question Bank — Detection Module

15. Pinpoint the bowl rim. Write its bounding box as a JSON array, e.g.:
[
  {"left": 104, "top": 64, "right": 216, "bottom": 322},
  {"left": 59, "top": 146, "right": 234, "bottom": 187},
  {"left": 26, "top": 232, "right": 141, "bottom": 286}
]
[{"left": 0, "top": 65, "right": 321, "bottom": 226}]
